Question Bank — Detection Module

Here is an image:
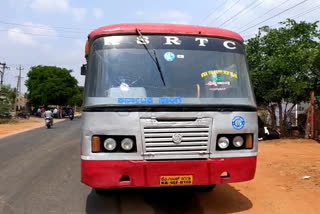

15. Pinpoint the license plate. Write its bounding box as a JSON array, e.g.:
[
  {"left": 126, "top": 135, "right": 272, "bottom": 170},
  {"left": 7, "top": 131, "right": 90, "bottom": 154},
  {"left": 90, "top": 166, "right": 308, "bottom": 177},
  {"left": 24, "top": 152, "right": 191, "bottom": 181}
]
[{"left": 160, "top": 175, "right": 193, "bottom": 186}]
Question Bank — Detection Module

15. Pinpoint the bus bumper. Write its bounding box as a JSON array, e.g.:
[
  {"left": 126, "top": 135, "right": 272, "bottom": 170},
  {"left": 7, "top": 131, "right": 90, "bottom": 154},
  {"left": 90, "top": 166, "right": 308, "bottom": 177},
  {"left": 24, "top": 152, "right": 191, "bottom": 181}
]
[{"left": 81, "top": 156, "right": 256, "bottom": 189}]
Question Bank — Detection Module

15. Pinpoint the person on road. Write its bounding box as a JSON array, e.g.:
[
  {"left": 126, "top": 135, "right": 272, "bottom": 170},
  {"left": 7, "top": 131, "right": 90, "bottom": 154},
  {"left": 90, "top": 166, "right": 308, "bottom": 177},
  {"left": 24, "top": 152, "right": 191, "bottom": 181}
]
[
  {"left": 53, "top": 107, "right": 58, "bottom": 118},
  {"left": 37, "top": 108, "right": 41, "bottom": 117},
  {"left": 41, "top": 107, "right": 46, "bottom": 118},
  {"left": 44, "top": 109, "right": 54, "bottom": 125},
  {"left": 68, "top": 108, "right": 74, "bottom": 120}
]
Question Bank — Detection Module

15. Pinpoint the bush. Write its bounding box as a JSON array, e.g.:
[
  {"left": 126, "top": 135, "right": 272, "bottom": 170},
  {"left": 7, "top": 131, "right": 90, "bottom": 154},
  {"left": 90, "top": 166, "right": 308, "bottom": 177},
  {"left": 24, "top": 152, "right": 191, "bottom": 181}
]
[
  {"left": 0, "top": 118, "right": 17, "bottom": 124},
  {"left": 0, "top": 85, "right": 15, "bottom": 118}
]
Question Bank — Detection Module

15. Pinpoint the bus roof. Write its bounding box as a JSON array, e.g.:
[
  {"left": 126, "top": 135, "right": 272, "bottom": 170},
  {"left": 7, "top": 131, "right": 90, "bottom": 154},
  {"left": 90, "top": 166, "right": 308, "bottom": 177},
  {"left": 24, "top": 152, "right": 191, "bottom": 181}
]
[{"left": 89, "top": 23, "right": 244, "bottom": 42}]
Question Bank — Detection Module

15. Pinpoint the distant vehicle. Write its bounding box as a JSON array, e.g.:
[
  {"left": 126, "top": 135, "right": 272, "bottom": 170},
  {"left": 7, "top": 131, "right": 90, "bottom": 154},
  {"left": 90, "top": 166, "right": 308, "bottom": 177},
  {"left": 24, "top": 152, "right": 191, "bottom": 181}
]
[
  {"left": 17, "top": 112, "right": 30, "bottom": 119},
  {"left": 32, "top": 106, "right": 44, "bottom": 117},
  {"left": 258, "top": 116, "right": 280, "bottom": 140},
  {"left": 45, "top": 117, "right": 53, "bottom": 128},
  {"left": 61, "top": 106, "right": 73, "bottom": 118},
  {"left": 44, "top": 109, "right": 54, "bottom": 128},
  {"left": 80, "top": 23, "right": 258, "bottom": 192},
  {"left": 0, "top": 112, "right": 12, "bottom": 119},
  {"left": 69, "top": 113, "right": 74, "bottom": 120}
]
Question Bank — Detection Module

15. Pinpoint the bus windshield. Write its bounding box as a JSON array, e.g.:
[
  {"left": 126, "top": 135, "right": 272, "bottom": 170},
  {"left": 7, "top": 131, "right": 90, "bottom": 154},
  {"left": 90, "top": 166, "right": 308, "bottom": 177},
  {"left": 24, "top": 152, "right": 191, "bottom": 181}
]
[{"left": 84, "top": 35, "right": 255, "bottom": 107}]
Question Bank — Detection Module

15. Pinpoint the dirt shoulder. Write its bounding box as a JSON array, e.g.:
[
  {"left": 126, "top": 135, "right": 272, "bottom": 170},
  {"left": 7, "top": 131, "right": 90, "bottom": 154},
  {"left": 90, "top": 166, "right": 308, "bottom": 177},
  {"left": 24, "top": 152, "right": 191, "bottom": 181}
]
[
  {"left": 0, "top": 116, "right": 66, "bottom": 139},
  {"left": 205, "top": 139, "right": 320, "bottom": 214}
]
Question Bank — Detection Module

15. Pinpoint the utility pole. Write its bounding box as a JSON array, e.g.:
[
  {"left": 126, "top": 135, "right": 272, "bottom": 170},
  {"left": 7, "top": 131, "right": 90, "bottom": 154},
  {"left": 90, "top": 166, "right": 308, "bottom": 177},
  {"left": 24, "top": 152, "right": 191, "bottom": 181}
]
[
  {"left": 14, "top": 65, "right": 24, "bottom": 113},
  {"left": 310, "top": 91, "right": 315, "bottom": 139},
  {"left": 0, "top": 62, "right": 10, "bottom": 89}
]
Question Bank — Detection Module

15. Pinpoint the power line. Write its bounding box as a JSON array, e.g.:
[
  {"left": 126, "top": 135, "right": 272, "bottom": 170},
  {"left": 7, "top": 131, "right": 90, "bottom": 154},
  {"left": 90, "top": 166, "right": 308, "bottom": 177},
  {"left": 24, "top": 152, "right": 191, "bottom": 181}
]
[
  {"left": 236, "top": 0, "right": 292, "bottom": 32},
  {"left": 241, "top": 5, "right": 320, "bottom": 39},
  {"left": 267, "top": 4, "right": 320, "bottom": 27},
  {"left": 207, "top": 0, "right": 242, "bottom": 26},
  {"left": 219, "top": 0, "right": 264, "bottom": 27},
  {"left": 200, "top": 0, "right": 229, "bottom": 25},
  {"left": 6, "top": 62, "right": 85, "bottom": 67},
  {"left": 291, "top": 4, "right": 320, "bottom": 19},
  {"left": 239, "top": 0, "right": 309, "bottom": 33},
  {"left": 0, "top": 20, "right": 91, "bottom": 33},
  {"left": 0, "top": 28, "right": 82, "bottom": 39},
  {"left": 223, "top": 0, "right": 265, "bottom": 27},
  {"left": 238, "top": 0, "right": 265, "bottom": 17}
]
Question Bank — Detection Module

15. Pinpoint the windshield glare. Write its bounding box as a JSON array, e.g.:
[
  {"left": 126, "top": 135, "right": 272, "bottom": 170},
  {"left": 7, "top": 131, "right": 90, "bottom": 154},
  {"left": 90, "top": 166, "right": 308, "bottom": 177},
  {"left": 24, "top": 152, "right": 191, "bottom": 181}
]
[{"left": 84, "top": 35, "right": 255, "bottom": 107}]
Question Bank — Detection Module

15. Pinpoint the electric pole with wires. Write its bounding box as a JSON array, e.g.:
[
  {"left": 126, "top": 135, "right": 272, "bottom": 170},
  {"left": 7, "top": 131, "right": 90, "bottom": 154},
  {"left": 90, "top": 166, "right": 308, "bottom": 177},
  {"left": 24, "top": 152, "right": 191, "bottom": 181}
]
[
  {"left": 0, "top": 62, "right": 10, "bottom": 89},
  {"left": 14, "top": 65, "right": 24, "bottom": 113}
]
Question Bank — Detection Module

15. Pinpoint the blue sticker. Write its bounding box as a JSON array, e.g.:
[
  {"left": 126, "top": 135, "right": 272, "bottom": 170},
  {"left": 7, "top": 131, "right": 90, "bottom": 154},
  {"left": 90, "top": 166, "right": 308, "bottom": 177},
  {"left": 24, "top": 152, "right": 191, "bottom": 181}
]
[
  {"left": 159, "top": 97, "right": 182, "bottom": 104},
  {"left": 118, "top": 97, "right": 182, "bottom": 104},
  {"left": 164, "top": 52, "right": 175, "bottom": 62},
  {"left": 232, "top": 116, "right": 245, "bottom": 130},
  {"left": 118, "top": 98, "right": 153, "bottom": 104}
]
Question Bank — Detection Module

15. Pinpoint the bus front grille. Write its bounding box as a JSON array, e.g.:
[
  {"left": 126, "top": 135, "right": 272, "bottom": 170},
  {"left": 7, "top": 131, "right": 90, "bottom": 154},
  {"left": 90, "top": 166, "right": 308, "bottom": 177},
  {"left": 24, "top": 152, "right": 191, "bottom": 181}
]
[{"left": 140, "top": 118, "right": 212, "bottom": 159}]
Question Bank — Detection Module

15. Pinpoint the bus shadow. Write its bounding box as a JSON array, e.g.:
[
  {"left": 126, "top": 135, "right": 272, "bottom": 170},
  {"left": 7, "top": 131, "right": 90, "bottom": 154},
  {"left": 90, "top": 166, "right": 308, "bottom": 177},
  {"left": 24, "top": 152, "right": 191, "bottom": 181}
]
[
  {"left": 85, "top": 184, "right": 252, "bottom": 214},
  {"left": 195, "top": 184, "right": 253, "bottom": 214},
  {"left": 85, "top": 189, "right": 121, "bottom": 214}
]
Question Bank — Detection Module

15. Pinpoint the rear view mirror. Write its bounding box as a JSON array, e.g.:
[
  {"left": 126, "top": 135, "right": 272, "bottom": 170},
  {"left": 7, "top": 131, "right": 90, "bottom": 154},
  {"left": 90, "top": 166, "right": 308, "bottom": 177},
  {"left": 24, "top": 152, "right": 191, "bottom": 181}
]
[{"left": 81, "top": 64, "right": 87, "bottom": 75}]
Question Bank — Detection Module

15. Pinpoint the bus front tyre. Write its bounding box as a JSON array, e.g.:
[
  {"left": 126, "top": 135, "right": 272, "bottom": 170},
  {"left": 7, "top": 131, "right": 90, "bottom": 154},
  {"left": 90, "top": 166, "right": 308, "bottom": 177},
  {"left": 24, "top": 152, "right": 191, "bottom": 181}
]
[
  {"left": 196, "top": 184, "right": 216, "bottom": 192},
  {"left": 94, "top": 188, "right": 105, "bottom": 195},
  {"left": 95, "top": 188, "right": 117, "bottom": 195}
]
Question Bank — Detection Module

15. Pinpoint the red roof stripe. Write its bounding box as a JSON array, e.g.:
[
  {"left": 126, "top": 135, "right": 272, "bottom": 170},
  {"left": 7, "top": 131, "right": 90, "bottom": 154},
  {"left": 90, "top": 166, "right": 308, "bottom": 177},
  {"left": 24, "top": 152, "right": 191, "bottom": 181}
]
[{"left": 89, "top": 23, "right": 244, "bottom": 42}]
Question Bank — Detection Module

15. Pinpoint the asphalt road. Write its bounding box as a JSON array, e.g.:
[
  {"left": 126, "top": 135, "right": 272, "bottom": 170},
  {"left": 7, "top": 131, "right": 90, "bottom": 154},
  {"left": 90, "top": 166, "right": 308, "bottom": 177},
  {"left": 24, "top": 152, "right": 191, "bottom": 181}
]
[{"left": 0, "top": 117, "right": 252, "bottom": 214}]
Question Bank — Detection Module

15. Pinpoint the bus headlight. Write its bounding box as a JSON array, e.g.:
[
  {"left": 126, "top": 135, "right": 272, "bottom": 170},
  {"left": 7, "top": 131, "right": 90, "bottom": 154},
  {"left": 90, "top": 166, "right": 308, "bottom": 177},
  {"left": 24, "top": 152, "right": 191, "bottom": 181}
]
[
  {"left": 217, "top": 137, "right": 229, "bottom": 149},
  {"left": 233, "top": 136, "right": 244, "bottom": 147},
  {"left": 121, "top": 138, "right": 134, "bottom": 151},
  {"left": 104, "top": 138, "right": 117, "bottom": 151}
]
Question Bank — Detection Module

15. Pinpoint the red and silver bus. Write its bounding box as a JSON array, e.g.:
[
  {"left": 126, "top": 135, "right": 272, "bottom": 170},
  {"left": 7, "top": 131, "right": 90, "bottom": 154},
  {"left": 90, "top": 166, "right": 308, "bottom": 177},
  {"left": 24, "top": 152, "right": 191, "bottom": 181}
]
[{"left": 81, "top": 23, "right": 257, "bottom": 192}]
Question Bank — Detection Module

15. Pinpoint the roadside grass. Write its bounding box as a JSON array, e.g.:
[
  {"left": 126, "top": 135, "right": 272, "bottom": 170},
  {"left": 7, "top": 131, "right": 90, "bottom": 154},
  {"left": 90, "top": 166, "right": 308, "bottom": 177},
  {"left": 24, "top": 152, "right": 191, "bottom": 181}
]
[{"left": 0, "top": 118, "right": 18, "bottom": 124}]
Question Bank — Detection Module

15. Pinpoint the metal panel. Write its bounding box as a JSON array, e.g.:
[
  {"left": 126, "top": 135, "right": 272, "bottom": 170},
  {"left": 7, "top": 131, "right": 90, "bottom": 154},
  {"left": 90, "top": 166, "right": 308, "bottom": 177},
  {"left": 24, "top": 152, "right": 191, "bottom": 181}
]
[
  {"left": 146, "top": 146, "right": 208, "bottom": 151},
  {"left": 146, "top": 142, "right": 208, "bottom": 147},
  {"left": 145, "top": 137, "right": 208, "bottom": 142},
  {"left": 141, "top": 118, "right": 212, "bottom": 160},
  {"left": 144, "top": 132, "right": 209, "bottom": 137},
  {"left": 143, "top": 128, "right": 210, "bottom": 133}
]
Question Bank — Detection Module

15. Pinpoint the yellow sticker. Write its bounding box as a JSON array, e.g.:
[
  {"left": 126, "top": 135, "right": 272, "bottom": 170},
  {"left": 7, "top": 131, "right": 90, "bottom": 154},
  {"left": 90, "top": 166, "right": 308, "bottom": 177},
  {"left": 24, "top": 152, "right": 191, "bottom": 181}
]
[
  {"left": 201, "top": 70, "right": 238, "bottom": 79},
  {"left": 160, "top": 175, "right": 193, "bottom": 186}
]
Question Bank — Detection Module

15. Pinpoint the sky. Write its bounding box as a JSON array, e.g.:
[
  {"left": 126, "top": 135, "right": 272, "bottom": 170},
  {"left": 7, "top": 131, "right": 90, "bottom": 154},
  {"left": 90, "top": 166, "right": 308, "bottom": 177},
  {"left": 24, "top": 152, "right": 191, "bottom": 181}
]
[{"left": 0, "top": 0, "right": 319, "bottom": 93}]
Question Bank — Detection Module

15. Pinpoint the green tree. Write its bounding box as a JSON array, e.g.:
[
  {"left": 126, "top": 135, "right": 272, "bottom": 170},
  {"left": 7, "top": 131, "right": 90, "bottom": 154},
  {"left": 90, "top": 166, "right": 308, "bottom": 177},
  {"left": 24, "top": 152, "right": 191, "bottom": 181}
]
[
  {"left": 246, "top": 19, "right": 320, "bottom": 134},
  {"left": 26, "top": 66, "right": 78, "bottom": 106},
  {"left": 0, "top": 85, "right": 15, "bottom": 115},
  {"left": 68, "top": 86, "right": 84, "bottom": 107}
]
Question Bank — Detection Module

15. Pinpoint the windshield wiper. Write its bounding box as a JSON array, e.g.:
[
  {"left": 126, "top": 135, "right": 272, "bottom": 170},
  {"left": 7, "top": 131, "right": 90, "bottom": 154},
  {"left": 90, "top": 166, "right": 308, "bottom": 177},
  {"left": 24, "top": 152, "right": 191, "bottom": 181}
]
[{"left": 136, "top": 29, "right": 166, "bottom": 86}]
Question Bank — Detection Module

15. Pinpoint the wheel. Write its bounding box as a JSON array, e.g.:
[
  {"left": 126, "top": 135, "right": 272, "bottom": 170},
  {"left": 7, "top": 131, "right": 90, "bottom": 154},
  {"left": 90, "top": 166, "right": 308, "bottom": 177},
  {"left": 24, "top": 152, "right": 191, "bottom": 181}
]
[
  {"left": 94, "top": 188, "right": 118, "bottom": 195},
  {"left": 195, "top": 184, "right": 216, "bottom": 192},
  {"left": 94, "top": 188, "right": 105, "bottom": 195},
  {"left": 47, "top": 124, "right": 51, "bottom": 129}
]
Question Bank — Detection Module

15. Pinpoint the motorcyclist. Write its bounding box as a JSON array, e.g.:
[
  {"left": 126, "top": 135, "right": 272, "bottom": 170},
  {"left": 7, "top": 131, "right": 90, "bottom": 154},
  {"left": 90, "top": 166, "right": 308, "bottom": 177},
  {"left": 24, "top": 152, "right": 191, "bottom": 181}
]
[
  {"left": 68, "top": 108, "right": 74, "bottom": 120},
  {"left": 44, "top": 109, "right": 54, "bottom": 125},
  {"left": 53, "top": 107, "right": 58, "bottom": 118},
  {"left": 37, "top": 108, "right": 41, "bottom": 117}
]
